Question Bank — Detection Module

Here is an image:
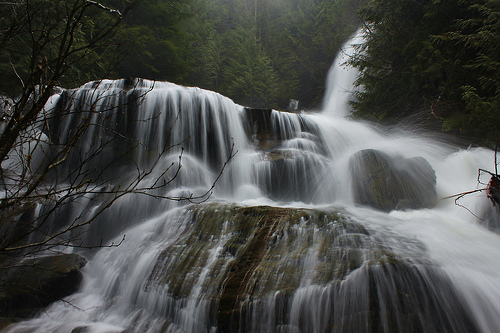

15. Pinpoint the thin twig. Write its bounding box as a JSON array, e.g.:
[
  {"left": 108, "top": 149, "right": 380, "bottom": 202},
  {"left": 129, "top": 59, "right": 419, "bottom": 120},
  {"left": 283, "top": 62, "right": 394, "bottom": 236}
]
[{"left": 85, "top": 0, "right": 122, "bottom": 18}]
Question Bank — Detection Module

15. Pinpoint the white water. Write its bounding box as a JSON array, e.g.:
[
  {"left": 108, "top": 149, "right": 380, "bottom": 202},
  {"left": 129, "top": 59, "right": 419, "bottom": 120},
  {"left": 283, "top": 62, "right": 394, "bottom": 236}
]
[
  {"left": 322, "top": 29, "right": 364, "bottom": 118},
  {"left": 3, "top": 34, "right": 500, "bottom": 333}
]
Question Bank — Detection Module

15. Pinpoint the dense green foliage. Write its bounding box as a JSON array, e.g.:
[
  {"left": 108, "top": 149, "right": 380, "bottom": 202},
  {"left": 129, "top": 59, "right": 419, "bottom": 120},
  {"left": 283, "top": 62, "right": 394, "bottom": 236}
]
[
  {"left": 104, "top": 0, "right": 196, "bottom": 83},
  {"left": 0, "top": 0, "right": 363, "bottom": 110},
  {"left": 104, "top": 0, "right": 363, "bottom": 109},
  {"left": 187, "top": 0, "right": 363, "bottom": 108},
  {"left": 350, "top": 0, "right": 500, "bottom": 143}
]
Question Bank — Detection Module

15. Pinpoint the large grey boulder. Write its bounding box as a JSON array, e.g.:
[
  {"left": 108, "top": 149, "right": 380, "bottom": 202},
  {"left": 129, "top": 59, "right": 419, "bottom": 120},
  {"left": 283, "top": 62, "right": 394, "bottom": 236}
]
[{"left": 349, "top": 149, "right": 437, "bottom": 212}]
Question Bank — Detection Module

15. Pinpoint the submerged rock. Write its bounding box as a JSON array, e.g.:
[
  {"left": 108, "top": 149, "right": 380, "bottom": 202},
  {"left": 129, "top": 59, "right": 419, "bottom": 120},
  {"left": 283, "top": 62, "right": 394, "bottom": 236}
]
[
  {"left": 0, "top": 254, "right": 87, "bottom": 321},
  {"left": 148, "top": 204, "right": 385, "bottom": 331},
  {"left": 349, "top": 149, "right": 437, "bottom": 212},
  {"left": 145, "top": 203, "right": 477, "bottom": 332}
]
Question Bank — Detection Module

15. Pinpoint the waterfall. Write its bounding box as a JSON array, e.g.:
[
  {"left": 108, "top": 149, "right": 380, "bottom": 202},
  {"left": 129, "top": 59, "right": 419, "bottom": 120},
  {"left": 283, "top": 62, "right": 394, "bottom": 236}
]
[
  {"left": 3, "top": 34, "right": 500, "bottom": 333},
  {"left": 322, "top": 29, "right": 364, "bottom": 118}
]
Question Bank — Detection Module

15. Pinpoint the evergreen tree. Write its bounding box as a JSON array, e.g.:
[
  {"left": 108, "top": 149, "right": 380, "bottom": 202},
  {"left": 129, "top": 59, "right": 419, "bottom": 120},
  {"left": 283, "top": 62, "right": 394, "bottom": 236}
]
[
  {"left": 188, "top": 0, "right": 363, "bottom": 109},
  {"left": 111, "top": 0, "right": 196, "bottom": 83},
  {"left": 223, "top": 26, "right": 279, "bottom": 108},
  {"left": 350, "top": 0, "right": 499, "bottom": 143}
]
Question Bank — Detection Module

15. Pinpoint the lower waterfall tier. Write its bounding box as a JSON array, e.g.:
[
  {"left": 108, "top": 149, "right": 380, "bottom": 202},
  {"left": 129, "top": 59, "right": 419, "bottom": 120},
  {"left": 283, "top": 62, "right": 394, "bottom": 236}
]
[{"left": 5, "top": 203, "right": 483, "bottom": 333}]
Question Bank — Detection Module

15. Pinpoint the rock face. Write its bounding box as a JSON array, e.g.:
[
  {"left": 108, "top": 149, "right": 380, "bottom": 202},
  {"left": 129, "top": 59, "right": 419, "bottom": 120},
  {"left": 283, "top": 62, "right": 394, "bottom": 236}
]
[
  {"left": 349, "top": 149, "right": 437, "bottom": 212},
  {"left": 0, "top": 254, "right": 87, "bottom": 320}
]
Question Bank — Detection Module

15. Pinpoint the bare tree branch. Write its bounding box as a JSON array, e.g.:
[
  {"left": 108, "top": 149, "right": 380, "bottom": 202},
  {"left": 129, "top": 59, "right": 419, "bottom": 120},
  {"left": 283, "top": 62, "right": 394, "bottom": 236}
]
[{"left": 85, "top": 0, "right": 122, "bottom": 18}]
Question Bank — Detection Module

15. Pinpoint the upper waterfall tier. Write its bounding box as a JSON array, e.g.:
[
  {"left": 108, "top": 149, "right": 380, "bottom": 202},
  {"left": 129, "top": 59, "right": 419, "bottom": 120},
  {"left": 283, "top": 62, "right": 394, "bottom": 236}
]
[{"left": 41, "top": 78, "right": 449, "bottom": 210}]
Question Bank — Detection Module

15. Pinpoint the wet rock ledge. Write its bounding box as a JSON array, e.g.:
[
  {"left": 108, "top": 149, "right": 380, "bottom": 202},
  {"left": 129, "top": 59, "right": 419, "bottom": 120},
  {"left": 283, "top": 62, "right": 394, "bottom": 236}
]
[
  {"left": 0, "top": 253, "right": 87, "bottom": 327},
  {"left": 147, "top": 203, "right": 478, "bottom": 333}
]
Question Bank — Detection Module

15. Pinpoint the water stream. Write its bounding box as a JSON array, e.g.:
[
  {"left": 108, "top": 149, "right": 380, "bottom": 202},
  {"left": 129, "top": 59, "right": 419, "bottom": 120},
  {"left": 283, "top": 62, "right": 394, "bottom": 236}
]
[{"left": 3, "top": 34, "right": 500, "bottom": 333}]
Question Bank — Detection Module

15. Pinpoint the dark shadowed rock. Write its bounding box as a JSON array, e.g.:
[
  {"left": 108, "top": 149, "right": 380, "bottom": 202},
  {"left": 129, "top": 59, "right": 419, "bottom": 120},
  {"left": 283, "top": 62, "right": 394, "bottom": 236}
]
[
  {"left": 243, "top": 108, "right": 281, "bottom": 149},
  {"left": 349, "top": 149, "right": 437, "bottom": 212},
  {"left": 0, "top": 254, "right": 87, "bottom": 320},
  {"left": 71, "top": 326, "right": 90, "bottom": 333}
]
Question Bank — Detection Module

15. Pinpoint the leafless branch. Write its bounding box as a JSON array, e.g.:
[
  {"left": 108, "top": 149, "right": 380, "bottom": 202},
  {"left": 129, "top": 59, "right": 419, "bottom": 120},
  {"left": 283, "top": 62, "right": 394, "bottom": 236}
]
[
  {"left": 442, "top": 139, "right": 500, "bottom": 218},
  {"left": 85, "top": 0, "right": 123, "bottom": 18}
]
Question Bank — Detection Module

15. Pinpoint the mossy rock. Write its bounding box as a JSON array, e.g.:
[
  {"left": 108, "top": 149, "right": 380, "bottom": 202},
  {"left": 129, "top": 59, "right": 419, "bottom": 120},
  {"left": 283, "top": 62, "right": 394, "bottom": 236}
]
[
  {"left": 140, "top": 203, "right": 479, "bottom": 332},
  {"left": 266, "top": 150, "right": 295, "bottom": 162},
  {"left": 148, "top": 204, "right": 382, "bottom": 297},
  {"left": 146, "top": 203, "right": 408, "bottom": 331},
  {"left": 349, "top": 149, "right": 437, "bottom": 212}
]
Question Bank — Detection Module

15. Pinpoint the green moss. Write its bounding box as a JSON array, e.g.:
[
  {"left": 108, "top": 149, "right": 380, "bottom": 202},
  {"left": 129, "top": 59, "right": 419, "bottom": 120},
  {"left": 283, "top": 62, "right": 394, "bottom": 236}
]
[{"left": 148, "top": 203, "right": 399, "bottom": 302}]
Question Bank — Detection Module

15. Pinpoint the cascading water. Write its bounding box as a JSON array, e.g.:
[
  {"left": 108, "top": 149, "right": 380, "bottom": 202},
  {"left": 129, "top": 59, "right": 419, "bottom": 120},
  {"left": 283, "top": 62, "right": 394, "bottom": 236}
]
[
  {"left": 3, "top": 33, "right": 500, "bottom": 333},
  {"left": 322, "top": 29, "right": 364, "bottom": 118}
]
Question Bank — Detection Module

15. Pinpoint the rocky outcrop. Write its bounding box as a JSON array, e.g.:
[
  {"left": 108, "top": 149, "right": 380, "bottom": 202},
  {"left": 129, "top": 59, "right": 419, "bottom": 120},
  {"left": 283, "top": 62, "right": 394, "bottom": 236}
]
[
  {"left": 147, "top": 204, "right": 391, "bottom": 331},
  {"left": 349, "top": 149, "right": 437, "bottom": 212},
  {"left": 0, "top": 254, "right": 87, "bottom": 322},
  {"left": 145, "top": 203, "right": 477, "bottom": 332}
]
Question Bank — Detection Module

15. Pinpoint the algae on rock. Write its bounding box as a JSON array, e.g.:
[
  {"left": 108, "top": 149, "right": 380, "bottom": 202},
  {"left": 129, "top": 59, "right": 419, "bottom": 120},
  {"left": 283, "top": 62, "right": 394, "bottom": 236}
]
[{"left": 146, "top": 203, "right": 402, "bottom": 330}]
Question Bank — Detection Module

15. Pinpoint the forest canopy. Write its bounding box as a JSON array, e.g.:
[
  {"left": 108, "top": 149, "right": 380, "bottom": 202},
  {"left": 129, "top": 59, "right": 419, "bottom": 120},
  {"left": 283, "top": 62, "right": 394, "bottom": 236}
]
[
  {"left": 349, "top": 0, "right": 500, "bottom": 144},
  {"left": 0, "top": 0, "right": 364, "bottom": 110}
]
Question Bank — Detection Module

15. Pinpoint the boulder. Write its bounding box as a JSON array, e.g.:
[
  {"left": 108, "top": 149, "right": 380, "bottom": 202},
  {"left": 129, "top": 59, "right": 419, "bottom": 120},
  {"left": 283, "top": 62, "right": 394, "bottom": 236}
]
[
  {"left": 349, "top": 149, "right": 437, "bottom": 211},
  {"left": 0, "top": 253, "right": 87, "bottom": 320},
  {"left": 147, "top": 204, "right": 391, "bottom": 331},
  {"left": 145, "top": 203, "right": 478, "bottom": 332}
]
